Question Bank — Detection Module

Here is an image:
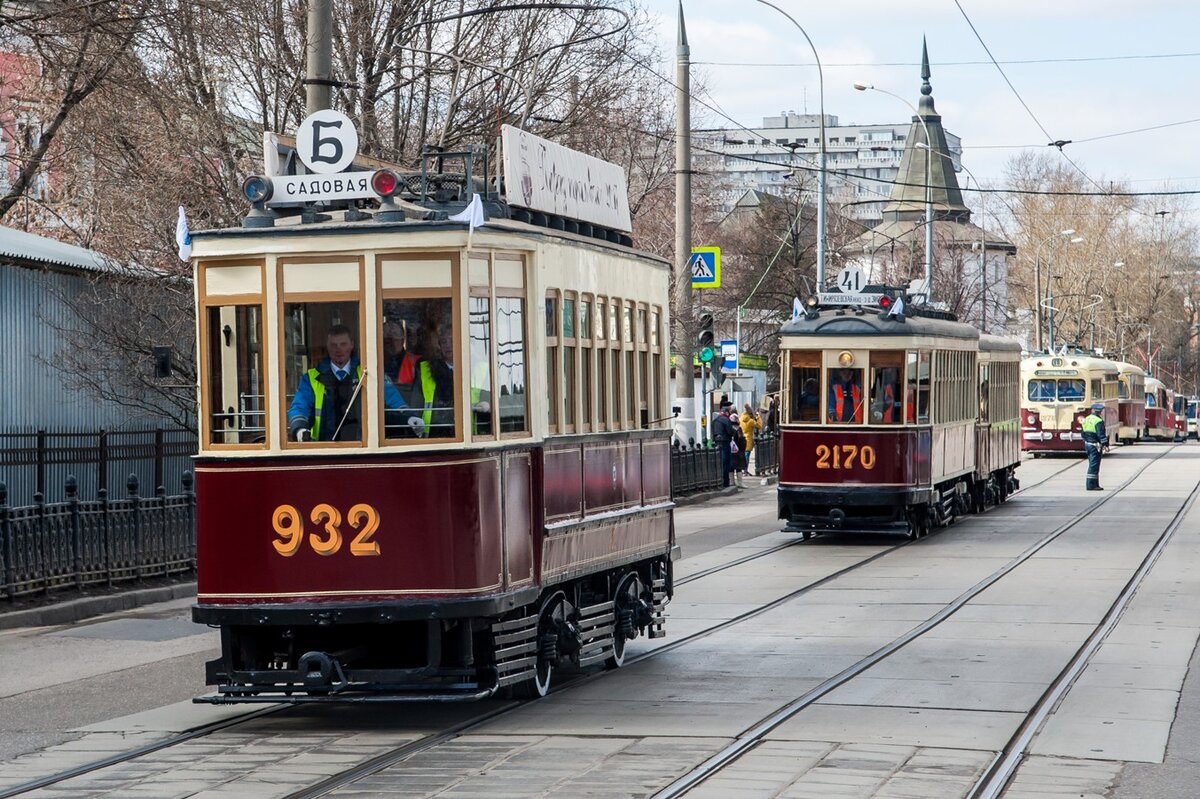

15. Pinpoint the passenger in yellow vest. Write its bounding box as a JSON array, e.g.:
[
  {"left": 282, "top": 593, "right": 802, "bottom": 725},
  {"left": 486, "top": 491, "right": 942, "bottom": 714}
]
[
  {"left": 1081, "top": 402, "right": 1110, "bottom": 490},
  {"left": 401, "top": 323, "right": 455, "bottom": 437},
  {"left": 288, "top": 325, "right": 414, "bottom": 441}
]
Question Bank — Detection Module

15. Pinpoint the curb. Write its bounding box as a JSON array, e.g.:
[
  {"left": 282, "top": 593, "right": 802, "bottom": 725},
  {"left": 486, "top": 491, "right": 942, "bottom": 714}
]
[
  {"left": 673, "top": 474, "right": 778, "bottom": 507},
  {"left": 0, "top": 582, "right": 198, "bottom": 631}
]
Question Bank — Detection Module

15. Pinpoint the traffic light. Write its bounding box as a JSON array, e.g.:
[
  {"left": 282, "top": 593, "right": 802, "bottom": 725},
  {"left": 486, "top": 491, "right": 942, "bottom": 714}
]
[{"left": 697, "top": 311, "right": 715, "bottom": 363}]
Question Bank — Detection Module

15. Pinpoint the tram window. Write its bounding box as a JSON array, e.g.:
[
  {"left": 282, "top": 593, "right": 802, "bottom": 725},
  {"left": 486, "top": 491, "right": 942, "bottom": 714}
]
[
  {"left": 1089, "top": 379, "right": 1101, "bottom": 400},
  {"left": 827, "top": 367, "right": 864, "bottom": 424},
  {"left": 787, "top": 350, "right": 821, "bottom": 423},
  {"left": 1058, "top": 379, "right": 1085, "bottom": 401},
  {"left": 381, "top": 297, "right": 456, "bottom": 441},
  {"left": 562, "top": 295, "right": 576, "bottom": 430},
  {"left": 546, "top": 295, "right": 559, "bottom": 430},
  {"left": 579, "top": 298, "right": 592, "bottom": 431},
  {"left": 206, "top": 305, "right": 265, "bottom": 445},
  {"left": 1146, "top": 391, "right": 1157, "bottom": 408},
  {"left": 1027, "top": 379, "right": 1055, "bottom": 402},
  {"left": 497, "top": 296, "right": 528, "bottom": 433},
  {"left": 469, "top": 296, "right": 494, "bottom": 437},
  {"left": 283, "top": 301, "right": 368, "bottom": 444},
  {"left": 1118, "top": 379, "right": 1129, "bottom": 400},
  {"left": 869, "top": 352, "right": 903, "bottom": 424},
  {"left": 906, "top": 350, "right": 931, "bottom": 423},
  {"left": 979, "top": 363, "right": 990, "bottom": 423}
]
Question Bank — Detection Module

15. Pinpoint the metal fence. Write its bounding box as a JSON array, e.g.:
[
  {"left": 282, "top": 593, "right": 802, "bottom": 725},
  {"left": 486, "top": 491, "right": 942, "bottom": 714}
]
[
  {"left": 0, "top": 473, "right": 196, "bottom": 601},
  {"left": 0, "top": 428, "right": 197, "bottom": 505},
  {"left": 669, "top": 431, "right": 780, "bottom": 497}
]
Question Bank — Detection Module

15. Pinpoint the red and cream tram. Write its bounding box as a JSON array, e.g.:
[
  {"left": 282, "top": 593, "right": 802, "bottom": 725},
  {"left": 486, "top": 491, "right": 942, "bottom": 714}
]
[
  {"left": 1115, "top": 361, "right": 1146, "bottom": 445},
  {"left": 777, "top": 295, "right": 1021, "bottom": 538},
  {"left": 1020, "top": 352, "right": 1118, "bottom": 455},
  {"left": 190, "top": 130, "right": 674, "bottom": 701},
  {"left": 1144, "top": 376, "right": 1178, "bottom": 441}
]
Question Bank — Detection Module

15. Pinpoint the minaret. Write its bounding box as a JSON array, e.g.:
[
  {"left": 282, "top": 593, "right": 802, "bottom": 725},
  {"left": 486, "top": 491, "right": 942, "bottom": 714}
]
[{"left": 881, "top": 39, "right": 971, "bottom": 223}]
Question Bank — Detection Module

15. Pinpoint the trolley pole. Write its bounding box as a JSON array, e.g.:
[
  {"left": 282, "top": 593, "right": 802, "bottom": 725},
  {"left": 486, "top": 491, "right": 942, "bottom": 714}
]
[
  {"left": 305, "top": 0, "right": 333, "bottom": 115},
  {"left": 673, "top": 2, "right": 696, "bottom": 446}
]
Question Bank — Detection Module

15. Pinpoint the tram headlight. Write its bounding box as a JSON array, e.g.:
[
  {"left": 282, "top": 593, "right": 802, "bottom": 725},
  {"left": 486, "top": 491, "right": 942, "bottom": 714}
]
[
  {"left": 1027, "top": 414, "right": 1037, "bottom": 424},
  {"left": 372, "top": 169, "right": 400, "bottom": 198},
  {"left": 838, "top": 351, "right": 855, "bottom": 367},
  {"left": 242, "top": 175, "right": 273, "bottom": 203}
]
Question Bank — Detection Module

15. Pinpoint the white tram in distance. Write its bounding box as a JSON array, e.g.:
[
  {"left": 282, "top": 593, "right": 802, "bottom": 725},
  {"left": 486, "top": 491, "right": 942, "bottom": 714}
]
[
  {"left": 777, "top": 293, "right": 1021, "bottom": 538},
  {"left": 1020, "top": 352, "right": 1118, "bottom": 455},
  {"left": 190, "top": 127, "right": 676, "bottom": 701}
]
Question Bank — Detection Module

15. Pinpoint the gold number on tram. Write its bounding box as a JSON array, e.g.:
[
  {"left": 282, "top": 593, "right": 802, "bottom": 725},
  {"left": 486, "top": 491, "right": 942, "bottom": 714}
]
[
  {"left": 270, "top": 503, "right": 382, "bottom": 557},
  {"left": 271, "top": 505, "right": 304, "bottom": 556},
  {"left": 816, "top": 444, "right": 876, "bottom": 470},
  {"left": 348, "top": 503, "right": 382, "bottom": 556},
  {"left": 309, "top": 503, "right": 344, "bottom": 556}
]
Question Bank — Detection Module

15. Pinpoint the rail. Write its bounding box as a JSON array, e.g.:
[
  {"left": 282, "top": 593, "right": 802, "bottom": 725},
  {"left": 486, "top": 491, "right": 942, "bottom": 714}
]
[{"left": 0, "top": 473, "right": 196, "bottom": 602}]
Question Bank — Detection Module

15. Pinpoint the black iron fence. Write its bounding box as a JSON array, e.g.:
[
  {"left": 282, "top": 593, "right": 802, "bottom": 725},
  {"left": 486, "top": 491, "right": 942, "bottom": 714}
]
[
  {"left": 0, "top": 473, "right": 196, "bottom": 602},
  {"left": 669, "top": 431, "right": 780, "bottom": 497},
  {"left": 0, "top": 428, "right": 197, "bottom": 505}
]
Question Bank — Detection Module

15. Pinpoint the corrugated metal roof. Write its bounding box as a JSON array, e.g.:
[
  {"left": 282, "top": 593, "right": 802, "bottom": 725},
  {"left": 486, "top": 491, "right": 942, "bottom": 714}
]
[{"left": 0, "top": 223, "right": 115, "bottom": 273}]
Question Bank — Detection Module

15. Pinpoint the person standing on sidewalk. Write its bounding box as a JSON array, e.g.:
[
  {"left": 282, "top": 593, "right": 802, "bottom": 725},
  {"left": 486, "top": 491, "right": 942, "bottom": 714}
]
[
  {"left": 711, "top": 407, "right": 737, "bottom": 488},
  {"left": 1081, "top": 402, "right": 1110, "bottom": 490},
  {"left": 740, "top": 403, "right": 762, "bottom": 477}
]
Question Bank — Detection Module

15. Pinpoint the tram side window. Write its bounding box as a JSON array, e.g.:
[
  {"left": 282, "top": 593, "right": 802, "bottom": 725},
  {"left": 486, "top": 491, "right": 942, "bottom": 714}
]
[
  {"left": 206, "top": 305, "right": 265, "bottom": 445},
  {"left": 1118, "top": 378, "right": 1129, "bottom": 400},
  {"left": 906, "top": 351, "right": 931, "bottom": 423},
  {"left": 469, "top": 296, "right": 493, "bottom": 437},
  {"left": 546, "top": 295, "right": 559, "bottom": 431},
  {"left": 978, "top": 363, "right": 990, "bottom": 423},
  {"left": 1146, "top": 391, "right": 1157, "bottom": 408},
  {"left": 1089, "top": 379, "right": 1101, "bottom": 401},
  {"left": 381, "top": 297, "right": 456, "bottom": 441},
  {"left": 497, "top": 296, "right": 529, "bottom": 433},
  {"left": 787, "top": 350, "right": 821, "bottom": 423},
  {"left": 284, "top": 301, "right": 370, "bottom": 444},
  {"left": 869, "top": 352, "right": 903, "bottom": 424}
]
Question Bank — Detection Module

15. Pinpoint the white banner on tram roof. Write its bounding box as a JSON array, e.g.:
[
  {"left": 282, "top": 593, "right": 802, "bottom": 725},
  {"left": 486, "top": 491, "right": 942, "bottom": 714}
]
[{"left": 501, "top": 124, "right": 631, "bottom": 233}]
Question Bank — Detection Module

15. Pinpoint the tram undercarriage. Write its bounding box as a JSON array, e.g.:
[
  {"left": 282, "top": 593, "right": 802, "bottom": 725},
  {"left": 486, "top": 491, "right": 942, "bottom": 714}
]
[{"left": 194, "top": 557, "right": 670, "bottom": 703}]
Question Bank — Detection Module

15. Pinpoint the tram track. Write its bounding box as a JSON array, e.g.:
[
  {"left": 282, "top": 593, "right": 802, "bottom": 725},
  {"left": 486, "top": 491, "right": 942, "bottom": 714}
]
[
  {"left": 0, "top": 454, "right": 1091, "bottom": 799},
  {"left": 649, "top": 445, "right": 1182, "bottom": 798}
]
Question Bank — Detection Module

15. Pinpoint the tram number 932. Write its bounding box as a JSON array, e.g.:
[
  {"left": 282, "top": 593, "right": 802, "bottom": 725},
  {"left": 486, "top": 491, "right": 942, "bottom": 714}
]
[
  {"left": 815, "top": 444, "right": 877, "bottom": 470},
  {"left": 271, "top": 503, "right": 382, "bottom": 557}
]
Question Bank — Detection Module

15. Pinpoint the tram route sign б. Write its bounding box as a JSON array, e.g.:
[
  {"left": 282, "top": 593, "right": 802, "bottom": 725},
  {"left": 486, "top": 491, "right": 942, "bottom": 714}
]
[
  {"left": 268, "top": 110, "right": 377, "bottom": 206},
  {"left": 690, "top": 247, "right": 721, "bottom": 289}
]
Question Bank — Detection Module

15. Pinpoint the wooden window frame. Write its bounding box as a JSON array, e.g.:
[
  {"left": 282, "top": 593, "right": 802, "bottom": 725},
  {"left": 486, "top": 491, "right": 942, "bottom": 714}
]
[{"left": 546, "top": 290, "right": 561, "bottom": 434}]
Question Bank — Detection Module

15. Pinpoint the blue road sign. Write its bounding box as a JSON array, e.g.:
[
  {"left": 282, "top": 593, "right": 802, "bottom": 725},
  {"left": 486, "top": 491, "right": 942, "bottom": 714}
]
[{"left": 689, "top": 246, "right": 721, "bottom": 289}]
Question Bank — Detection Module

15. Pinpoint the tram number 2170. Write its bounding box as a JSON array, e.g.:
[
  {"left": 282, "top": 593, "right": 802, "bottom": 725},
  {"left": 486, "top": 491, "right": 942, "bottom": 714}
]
[
  {"left": 271, "top": 503, "right": 382, "bottom": 557},
  {"left": 815, "top": 444, "right": 876, "bottom": 470}
]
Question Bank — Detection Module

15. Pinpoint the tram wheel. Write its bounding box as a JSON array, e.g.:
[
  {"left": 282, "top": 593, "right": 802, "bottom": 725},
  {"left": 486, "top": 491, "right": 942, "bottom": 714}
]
[
  {"left": 801, "top": 530, "right": 813, "bottom": 541},
  {"left": 513, "top": 594, "right": 564, "bottom": 699},
  {"left": 606, "top": 573, "right": 643, "bottom": 669}
]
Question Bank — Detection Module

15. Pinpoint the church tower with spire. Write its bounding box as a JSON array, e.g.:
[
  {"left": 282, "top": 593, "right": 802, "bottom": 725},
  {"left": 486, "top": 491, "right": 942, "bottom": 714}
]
[{"left": 843, "top": 40, "right": 1015, "bottom": 333}]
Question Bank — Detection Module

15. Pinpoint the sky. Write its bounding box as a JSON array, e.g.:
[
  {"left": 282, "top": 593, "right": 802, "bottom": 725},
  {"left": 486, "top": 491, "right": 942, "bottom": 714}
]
[{"left": 642, "top": 0, "right": 1200, "bottom": 220}]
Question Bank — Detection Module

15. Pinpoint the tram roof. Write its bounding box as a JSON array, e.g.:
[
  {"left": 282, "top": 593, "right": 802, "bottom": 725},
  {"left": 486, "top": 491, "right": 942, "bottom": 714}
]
[
  {"left": 191, "top": 211, "right": 669, "bottom": 267},
  {"left": 1020, "top": 353, "right": 1120, "bottom": 373},
  {"left": 979, "top": 333, "right": 1022, "bottom": 353},
  {"left": 780, "top": 306, "right": 979, "bottom": 341}
]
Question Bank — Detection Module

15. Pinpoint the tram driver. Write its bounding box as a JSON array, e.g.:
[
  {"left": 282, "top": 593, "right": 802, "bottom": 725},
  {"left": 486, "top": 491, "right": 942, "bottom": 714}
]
[
  {"left": 827, "top": 367, "right": 864, "bottom": 424},
  {"left": 288, "top": 325, "right": 417, "bottom": 442}
]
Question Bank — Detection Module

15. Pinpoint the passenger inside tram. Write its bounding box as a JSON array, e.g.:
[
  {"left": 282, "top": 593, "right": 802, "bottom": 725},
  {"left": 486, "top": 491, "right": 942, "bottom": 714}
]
[
  {"left": 383, "top": 298, "right": 456, "bottom": 439},
  {"left": 868, "top": 353, "right": 904, "bottom": 424},
  {"left": 1058, "top": 379, "right": 1085, "bottom": 401}
]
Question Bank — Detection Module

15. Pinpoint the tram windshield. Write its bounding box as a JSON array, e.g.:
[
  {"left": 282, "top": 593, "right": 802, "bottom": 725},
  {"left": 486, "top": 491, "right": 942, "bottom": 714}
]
[
  {"left": 1146, "top": 392, "right": 1157, "bottom": 408},
  {"left": 1027, "top": 378, "right": 1085, "bottom": 402},
  {"left": 206, "top": 305, "right": 265, "bottom": 444},
  {"left": 868, "top": 352, "right": 903, "bottom": 424},
  {"left": 382, "top": 297, "right": 457, "bottom": 441}
]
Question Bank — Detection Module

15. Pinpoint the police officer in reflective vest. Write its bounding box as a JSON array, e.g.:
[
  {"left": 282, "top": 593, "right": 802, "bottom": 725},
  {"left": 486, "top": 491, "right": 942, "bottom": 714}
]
[{"left": 1081, "top": 402, "right": 1110, "bottom": 490}]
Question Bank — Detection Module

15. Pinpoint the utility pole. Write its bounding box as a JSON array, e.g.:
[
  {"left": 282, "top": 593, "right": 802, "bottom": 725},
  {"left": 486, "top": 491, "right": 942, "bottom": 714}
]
[
  {"left": 673, "top": 2, "right": 695, "bottom": 445},
  {"left": 305, "top": 0, "right": 333, "bottom": 115}
]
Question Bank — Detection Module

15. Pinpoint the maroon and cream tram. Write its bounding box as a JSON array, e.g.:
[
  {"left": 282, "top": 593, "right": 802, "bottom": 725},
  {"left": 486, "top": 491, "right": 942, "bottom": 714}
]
[
  {"left": 190, "top": 128, "right": 675, "bottom": 701},
  {"left": 1115, "top": 361, "right": 1147, "bottom": 445},
  {"left": 1020, "top": 352, "right": 1119, "bottom": 455},
  {"left": 1144, "top": 376, "right": 1179, "bottom": 440},
  {"left": 777, "top": 294, "right": 1020, "bottom": 538},
  {"left": 974, "top": 334, "right": 1022, "bottom": 507}
]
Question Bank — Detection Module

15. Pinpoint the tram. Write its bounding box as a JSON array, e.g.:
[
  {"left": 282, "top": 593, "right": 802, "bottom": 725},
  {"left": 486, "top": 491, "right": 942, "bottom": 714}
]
[
  {"left": 1115, "top": 361, "right": 1146, "bottom": 445},
  {"left": 1172, "top": 394, "right": 1190, "bottom": 440},
  {"left": 777, "top": 293, "right": 1021, "bottom": 538},
  {"left": 1020, "top": 352, "right": 1118, "bottom": 455},
  {"left": 190, "top": 124, "right": 675, "bottom": 701},
  {"left": 1144, "top": 376, "right": 1178, "bottom": 440}
]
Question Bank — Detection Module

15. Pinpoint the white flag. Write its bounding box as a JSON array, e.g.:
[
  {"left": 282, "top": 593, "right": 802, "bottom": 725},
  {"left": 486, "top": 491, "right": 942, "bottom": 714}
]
[
  {"left": 175, "top": 206, "right": 192, "bottom": 261},
  {"left": 448, "top": 193, "right": 486, "bottom": 231},
  {"left": 891, "top": 296, "right": 906, "bottom": 319}
]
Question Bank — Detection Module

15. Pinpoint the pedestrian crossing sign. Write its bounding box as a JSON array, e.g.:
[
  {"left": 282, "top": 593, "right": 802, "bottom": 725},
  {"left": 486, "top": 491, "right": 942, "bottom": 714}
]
[{"left": 689, "top": 246, "right": 721, "bottom": 289}]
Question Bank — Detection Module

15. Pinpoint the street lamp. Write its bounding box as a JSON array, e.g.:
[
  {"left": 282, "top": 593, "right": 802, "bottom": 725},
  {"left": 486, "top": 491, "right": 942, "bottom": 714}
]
[
  {"left": 854, "top": 82, "right": 934, "bottom": 300},
  {"left": 1032, "top": 228, "right": 1078, "bottom": 351},
  {"left": 755, "top": 0, "right": 827, "bottom": 288}
]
